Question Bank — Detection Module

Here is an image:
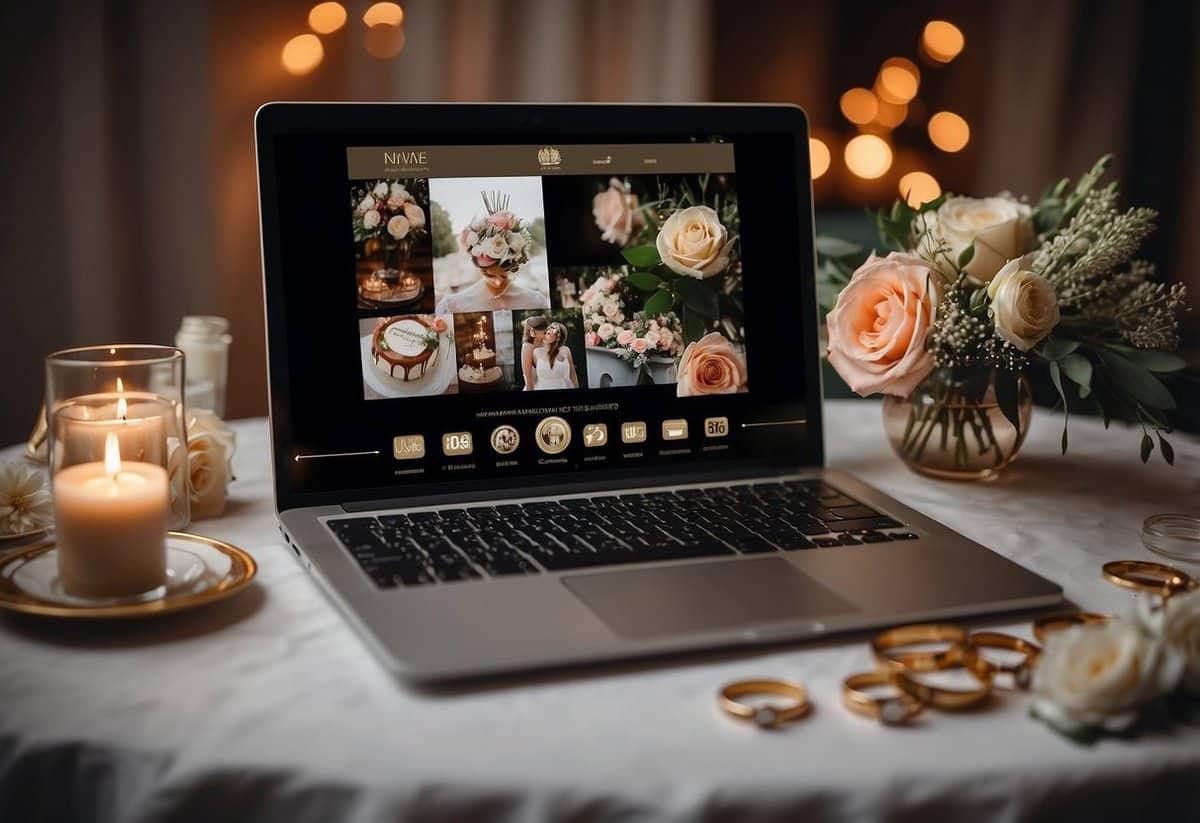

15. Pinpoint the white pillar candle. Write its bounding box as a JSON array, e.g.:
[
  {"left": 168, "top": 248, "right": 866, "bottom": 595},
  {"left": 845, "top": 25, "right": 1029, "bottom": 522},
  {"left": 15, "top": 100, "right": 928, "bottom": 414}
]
[{"left": 53, "top": 432, "right": 169, "bottom": 598}]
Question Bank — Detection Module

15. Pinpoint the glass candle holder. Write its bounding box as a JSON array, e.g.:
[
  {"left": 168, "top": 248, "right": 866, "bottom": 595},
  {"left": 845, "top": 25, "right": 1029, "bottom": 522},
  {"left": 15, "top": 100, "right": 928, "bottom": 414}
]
[{"left": 46, "top": 345, "right": 190, "bottom": 530}]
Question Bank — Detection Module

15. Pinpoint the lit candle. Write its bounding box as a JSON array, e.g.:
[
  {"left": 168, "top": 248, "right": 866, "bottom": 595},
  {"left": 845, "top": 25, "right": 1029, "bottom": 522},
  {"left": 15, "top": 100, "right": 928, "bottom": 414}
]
[
  {"left": 53, "top": 432, "right": 169, "bottom": 598},
  {"left": 59, "top": 379, "right": 167, "bottom": 466}
]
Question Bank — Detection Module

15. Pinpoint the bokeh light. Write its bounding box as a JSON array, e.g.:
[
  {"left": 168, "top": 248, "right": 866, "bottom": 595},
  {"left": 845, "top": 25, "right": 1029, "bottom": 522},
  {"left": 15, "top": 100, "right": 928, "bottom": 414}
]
[
  {"left": 844, "top": 134, "right": 893, "bottom": 179},
  {"left": 873, "top": 98, "right": 908, "bottom": 129},
  {"left": 876, "top": 57, "right": 920, "bottom": 104},
  {"left": 281, "top": 34, "right": 324, "bottom": 76},
  {"left": 308, "top": 2, "right": 347, "bottom": 34},
  {"left": 363, "top": 2, "right": 404, "bottom": 27},
  {"left": 809, "top": 138, "right": 831, "bottom": 180},
  {"left": 928, "top": 111, "right": 970, "bottom": 152},
  {"left": 839, "top": 88, "right": 878, "bottom": 126},
  {"left": 923, "top": 20, "right": 965, "bottom": 63},
  {"left": 364, "top": 22, "right": 405, "bottom": 58},
  {"left": 899, "top": 171, "right": 942, "bottom": 207}
]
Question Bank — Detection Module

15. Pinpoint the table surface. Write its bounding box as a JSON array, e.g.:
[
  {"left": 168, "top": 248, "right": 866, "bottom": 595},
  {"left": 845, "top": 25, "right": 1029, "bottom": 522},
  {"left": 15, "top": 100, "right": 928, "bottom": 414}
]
[{"left": 3, "top": 401, "right": 1199, "bottom": 822}]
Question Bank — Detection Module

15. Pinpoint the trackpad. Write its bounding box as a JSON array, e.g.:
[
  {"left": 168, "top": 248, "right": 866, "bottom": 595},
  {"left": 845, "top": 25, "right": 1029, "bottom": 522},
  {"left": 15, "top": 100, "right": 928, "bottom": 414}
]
[{"left": 563, "top": 557, "right": 857, "bottom": 640}]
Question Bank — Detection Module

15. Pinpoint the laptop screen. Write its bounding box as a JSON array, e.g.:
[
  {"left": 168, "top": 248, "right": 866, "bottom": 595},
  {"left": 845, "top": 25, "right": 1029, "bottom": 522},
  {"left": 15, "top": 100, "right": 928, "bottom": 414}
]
[{"left": 259, "top": 106, "right": 821, "bottom": 508}]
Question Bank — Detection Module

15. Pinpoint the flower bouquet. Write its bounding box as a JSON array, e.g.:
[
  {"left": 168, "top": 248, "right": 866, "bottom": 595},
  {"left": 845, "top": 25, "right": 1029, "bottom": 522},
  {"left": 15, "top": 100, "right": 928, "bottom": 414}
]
[
  {"left": 461, "top": 190, "right": 533, "bottom": 284},
  {"left": 821, "top": 156, "right": 1193, "bottom": 479},
  {"left": 352, "top": 179, "right": 429, "bottom": 303},
  {"left": 580, "top": 268, "right": 683, "bottom": 371}
]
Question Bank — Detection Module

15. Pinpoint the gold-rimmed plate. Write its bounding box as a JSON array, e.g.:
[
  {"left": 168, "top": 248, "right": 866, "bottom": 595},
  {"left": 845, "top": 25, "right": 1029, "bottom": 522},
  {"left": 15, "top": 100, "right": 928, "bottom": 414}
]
[
  {"left": 0, "top": 531, "right": 256, "bottom": 618},
  {"left": 0, "top": 526, "right": 50, "bottom": 543}
]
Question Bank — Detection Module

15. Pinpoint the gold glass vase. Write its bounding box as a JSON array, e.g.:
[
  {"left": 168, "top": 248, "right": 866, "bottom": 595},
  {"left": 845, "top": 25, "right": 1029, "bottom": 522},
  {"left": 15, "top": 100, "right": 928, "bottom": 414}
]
[{"left": 882, "top": 367, "right": 1032, "bottom": 481}]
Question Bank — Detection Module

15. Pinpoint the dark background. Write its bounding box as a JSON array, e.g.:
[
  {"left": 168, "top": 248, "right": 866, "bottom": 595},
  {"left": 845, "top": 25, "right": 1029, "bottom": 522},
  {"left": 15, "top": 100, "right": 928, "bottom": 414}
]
[{"left": 2, "top": 0, "right": 1196, "bottom": 446}]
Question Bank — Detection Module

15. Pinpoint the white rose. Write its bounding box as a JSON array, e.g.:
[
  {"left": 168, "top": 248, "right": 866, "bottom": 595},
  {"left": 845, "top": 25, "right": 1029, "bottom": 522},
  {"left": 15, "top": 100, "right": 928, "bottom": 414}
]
[
  {"left": 464, "top": 230, "right": 479, "bottom": 250},
  {"left": 373, "top": 181, "right": 389, "bottom": 198},
  {"left": 390, "top": 182, "right": 410, "bottom": 202},
  {"left": 597, "top": 322, "right": 615, "bottom": 340},
  {"left": 403, "top": 202, "right": 425, "bottom": 228},
  {"left": 387, "top": 215, "right": 410, "bottom": 240},
  {"left": 187, "top": 433, "right": 229, "bottom": 520},
  {"left": 483, "top": 234, "right": 509, "bottom": 261},
  {"left": 987, "top": 259, "right": 1061, "bottom": 351},
  {"left": 921, "top": 195, "right": 1033, "bottom": 281},
  {"left": 362, "top": 210, "right": 381, "bottom": 230},
  {"left": 508, "top": 230, "right": 527, "bottom": 253},
  {"left": 357, "top": 195, "right": 376, "bottom": 214},
  {"left": 1150, "top": 591, "right": 1200, "bottom": 695},
  {"left": 655, "top": 205, "right": 734, "bottom": 279},
  {"left": 187, "top": 409, "right": 236, "bottom": 473},
  {"left": 1031, "top": 620, "right": 1184, "bottom": 735}
]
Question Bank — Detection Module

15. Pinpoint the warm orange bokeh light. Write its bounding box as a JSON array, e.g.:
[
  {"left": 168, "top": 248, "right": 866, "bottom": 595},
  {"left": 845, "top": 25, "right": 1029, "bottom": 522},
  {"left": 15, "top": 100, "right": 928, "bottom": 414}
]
[
  {"left": 844, "top": 134, "right": 893, "bottom": 180},
  {"left": 839, "top": 88, "right": 878, "bottom": 126},
  {"left": 877, "top": 58, "right": 920, "bottom": 104},
  {"left": 364, "top": 23, "right": 406, "bottom": 58},
  {"left": 873, "top": 98, "right": 908, "bottom": 129},
  {"left": 281, "top": 34, "right": 324, "bottom": 76},
  {"left": 928, "top": 111, "right": 970, "bottom": 152},
  {"left": 363, "top": 2, "right": 404, "bottom": 27},
  {"left": 809, "top": 138, "right": 831, "bottom": 180},
  {"left": 899, "top": 171, "right": 942, "bottom": 207},
  {"left": 308, "top": 2, "right": 347, "bottom": 34},
  {"left": 923, "top": 20, "right": 965, "bottom": 63}
]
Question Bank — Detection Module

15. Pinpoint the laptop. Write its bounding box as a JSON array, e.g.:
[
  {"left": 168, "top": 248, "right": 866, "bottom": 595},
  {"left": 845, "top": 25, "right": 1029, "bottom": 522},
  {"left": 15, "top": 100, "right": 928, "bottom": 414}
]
[{"left": 254, "top": 102, "right": 1061, "bottom": 680}]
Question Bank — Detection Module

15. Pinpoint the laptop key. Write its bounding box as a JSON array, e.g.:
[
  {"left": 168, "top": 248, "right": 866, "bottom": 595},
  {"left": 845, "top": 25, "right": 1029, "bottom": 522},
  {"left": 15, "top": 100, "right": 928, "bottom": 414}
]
[
  {"left": 859, "top": 532, "right": 893, "bottom": 543},
  {"left": 812, "top": 537, "right": 843, "bottom": 547},
  {"left": 889, "top": 532, "right": 920, "bottom": 540},
  {"left": 824, "top": 517, "right": 904, "bottom": 532},
  {"left": 827, "top": 505, "right": 881, "bottom": 519}
]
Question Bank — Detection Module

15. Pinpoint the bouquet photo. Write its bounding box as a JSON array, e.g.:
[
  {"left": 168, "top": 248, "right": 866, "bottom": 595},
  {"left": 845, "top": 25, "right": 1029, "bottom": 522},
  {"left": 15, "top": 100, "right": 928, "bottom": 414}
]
[
  {"left": 461, "top": 190, "right": 534, "bottom": 284},
  {"left": 580, "top": 268, "right": 684, "bottom": 370},
  {"left": 820, "top": 156, "right": 1193, "bottom": 479},
  {"left": 352, "top": 179, "right": 429, "bottom": 257}
]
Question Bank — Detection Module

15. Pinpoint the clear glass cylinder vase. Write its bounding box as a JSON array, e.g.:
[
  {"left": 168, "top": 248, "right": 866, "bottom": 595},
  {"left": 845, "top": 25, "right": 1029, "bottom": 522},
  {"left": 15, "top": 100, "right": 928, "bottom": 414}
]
[
  {"left": 45, "top": 345, "right": 190, "bottom": 527},
  {"left": 882, "top": 366, "right": 1032, "bottom": 481}
]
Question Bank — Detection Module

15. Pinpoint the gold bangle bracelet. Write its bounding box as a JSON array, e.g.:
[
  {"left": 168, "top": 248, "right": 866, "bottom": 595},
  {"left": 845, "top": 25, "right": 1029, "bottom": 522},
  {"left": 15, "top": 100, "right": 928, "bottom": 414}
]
[
  {"left": 1102, "top": 560, "right": 1197, "bottom": 600},
  {"left": 718, "top": 679, "right": 811, "bottom": 729},
  {"left": 871, "top": 623, "right": 968, "bottom": 671},
  {"left": 842, "top": 670, "right": 926, "bottom": 725},
  {"left": 968, "top": 631, "right": 1041, "bottom": 689},
  {"left": 892, "top": 658, "right": 993, "bottom": 711},
  {"left": 1032, "top": 612, "right": 1113, "bottom": 644}
]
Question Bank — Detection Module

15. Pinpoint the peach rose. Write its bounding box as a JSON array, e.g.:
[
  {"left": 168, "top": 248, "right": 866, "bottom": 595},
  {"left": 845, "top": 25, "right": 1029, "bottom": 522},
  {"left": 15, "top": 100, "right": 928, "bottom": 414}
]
[
  {"left": 631, "top": 337, "right": 649, "bottom": 354},
  {"left": 593, "top": 178, "right": 643, "bottom": 246},
  {"left": 488, "top": 210, "right": 515, "bottom": 229},
  {"left": 656, "top": 205, "right": 734, "bottom": 279},
  {"left": 386, "top": 215, "right": 410, "bottom": 240},
  {"left": 676, "top": 332, "right": 747, "bottom": 396},
  {"left": 616, "top": 329, "right": 635, "bottom": 346},
  {"left": 403, "top": 202, "right": 426, "bottom": 228},
  {"left": 597, "top": 322, "right": 615, "bottom": 340},
  {"left": 826, "top": 252, "right": 939, "bottom": 397}
]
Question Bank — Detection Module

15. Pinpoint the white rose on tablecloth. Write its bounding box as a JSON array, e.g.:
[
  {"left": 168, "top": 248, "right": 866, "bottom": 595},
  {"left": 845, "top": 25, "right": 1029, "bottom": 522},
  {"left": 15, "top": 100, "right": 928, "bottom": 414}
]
[
  {"left": 1141, "top": 590, "right": 1200, "bottom": 695},
  {"left": 655, "top": 205, "right": 735, "bottom": 279},
  {"left": 373, "top": 181, "right": 389, "bottom": 198},
  {"left": 387, "top": 215, "right": 410, "bottom": 240},
  {"left": 362, "top": 209, "right": 381, "bottom": 230},
  {"left": 919, "top": 195, "right": 1034, "bottom": 282},
  {"left": 987, "top": 259, "right": 1061, "bottom": 351},
  {"left": 1031, "top": 620, "right": 1184, "bottom": 735},
  {"left": 187, "top": 434, "right": 229, "bottom": 520},
  {"left": 403, "top": 202, "right": 425, "bottom": 228}
]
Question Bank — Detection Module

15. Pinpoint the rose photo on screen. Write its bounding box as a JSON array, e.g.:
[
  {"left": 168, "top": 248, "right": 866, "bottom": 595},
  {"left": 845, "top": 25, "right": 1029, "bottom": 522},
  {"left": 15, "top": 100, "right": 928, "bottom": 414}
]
[
  {"left": 350, "top": 178, "right": 435, "bottom": 315},
  {"left": 430, "top": 177, "right": 551, "bottom": 314}
]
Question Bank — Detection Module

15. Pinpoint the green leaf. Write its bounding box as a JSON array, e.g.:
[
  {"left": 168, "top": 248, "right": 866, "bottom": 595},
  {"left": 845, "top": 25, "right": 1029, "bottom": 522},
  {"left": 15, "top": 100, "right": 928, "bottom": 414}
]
[
  {"left": 1048, "top": 360, "right": 1070, "bottom": 454},
  {"left": 682, "top": 305, "right": 707, "bottom": 343},
  {"left": 1041, "top": 339, "right": 1080, "bottom": 361},
  {"left": 674, "top": 277, "right": 719, "bottom": 318},
  {"left": 621, "top": 244, "right": 660, "bottom": 268},
  {"left": 956, "top": 243, "right": 975, "bottom": 271},
  {"left": 1098, "top": 352, "right": 1178, "bottom": 410},
  {"left": 1118, "top": 350, "right": 1188, "bottom": 373},
  {"left": 1157, "top": 433, "right": 1175, "bottom": 466},
  {"left": 625, "top": 272, "right": 664, "bottom": 291},
  {"left": 1059, "top": 352, "right": 1093, "bottom": 391},
  {"left": 994, "top": 372, "right": 1022, "bottom": 435},
  {"left": 815, "top": 235, "right": 863, "bottom": 259},
  {"left": 1141, "top": 432, "right": 1153, "bottom": 463},
  {"left": 641, "top": 288, "right": 674, "bottom": 317}
]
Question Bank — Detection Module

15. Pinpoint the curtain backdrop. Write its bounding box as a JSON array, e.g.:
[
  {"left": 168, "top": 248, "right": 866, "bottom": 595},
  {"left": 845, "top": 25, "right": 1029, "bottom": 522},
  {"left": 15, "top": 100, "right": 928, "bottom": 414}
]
[{"left": 1, "top": 0, "right": 1195, "bottom": 446}]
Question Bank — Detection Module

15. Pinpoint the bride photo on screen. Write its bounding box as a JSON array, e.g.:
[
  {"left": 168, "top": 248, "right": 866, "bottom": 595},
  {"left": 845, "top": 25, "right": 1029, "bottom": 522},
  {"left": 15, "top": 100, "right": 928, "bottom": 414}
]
[{"left": 514, "top": 311, "right": 585, "bottom": 391}]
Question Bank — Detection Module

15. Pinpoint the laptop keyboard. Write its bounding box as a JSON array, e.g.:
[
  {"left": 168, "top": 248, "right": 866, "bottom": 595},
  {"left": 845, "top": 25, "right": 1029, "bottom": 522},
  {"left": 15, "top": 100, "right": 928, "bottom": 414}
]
[{"left": 324, "top": 479, "right": 917, "bottom": 589}]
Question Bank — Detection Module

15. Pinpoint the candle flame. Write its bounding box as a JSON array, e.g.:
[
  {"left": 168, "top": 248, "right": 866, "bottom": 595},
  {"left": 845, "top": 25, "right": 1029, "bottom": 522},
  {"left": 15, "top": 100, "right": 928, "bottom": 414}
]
[
  {"left": 116, "top": 377, "right": 127, "bottom": 420},
  {"left": 104, "top": 432, "right": 122, "bottom": 479}
]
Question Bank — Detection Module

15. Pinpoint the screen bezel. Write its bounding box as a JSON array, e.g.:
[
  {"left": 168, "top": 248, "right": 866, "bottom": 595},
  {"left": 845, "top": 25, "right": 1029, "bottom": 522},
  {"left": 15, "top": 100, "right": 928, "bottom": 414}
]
[{"left": 255, "top": 103, "right": 824, "bottom": 513}]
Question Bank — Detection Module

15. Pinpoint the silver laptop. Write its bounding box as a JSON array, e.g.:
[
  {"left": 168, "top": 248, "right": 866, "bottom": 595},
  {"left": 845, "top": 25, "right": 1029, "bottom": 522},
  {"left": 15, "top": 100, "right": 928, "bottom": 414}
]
[{"left": 255, "top": 102, "right": 1061, "bottom": 680}]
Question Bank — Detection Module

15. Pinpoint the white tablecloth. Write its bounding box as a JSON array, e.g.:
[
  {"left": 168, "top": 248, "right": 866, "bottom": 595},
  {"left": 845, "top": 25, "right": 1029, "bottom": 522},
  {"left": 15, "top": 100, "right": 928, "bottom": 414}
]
[{"left": 2, "top": 402, "right": 1198, "bottom": 822}]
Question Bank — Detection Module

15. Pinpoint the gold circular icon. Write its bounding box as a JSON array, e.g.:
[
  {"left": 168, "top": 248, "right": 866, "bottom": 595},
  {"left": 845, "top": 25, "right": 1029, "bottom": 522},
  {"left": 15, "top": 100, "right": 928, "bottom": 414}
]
[
  {"left": 490, "top": 424, "right": 520, "bottom": 455},
  {"left": 534, "top": 416, "right": 571, "bottom": 455}
]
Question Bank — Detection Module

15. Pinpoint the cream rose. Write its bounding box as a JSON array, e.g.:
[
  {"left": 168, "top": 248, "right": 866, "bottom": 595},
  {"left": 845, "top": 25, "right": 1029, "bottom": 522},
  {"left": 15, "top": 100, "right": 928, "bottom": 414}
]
[
  {"left": 987, "top": 259, "right": 1060, "bottom": 351},
  {"left": 921, "top": 195, "right": 1033, "bottom": 281},
  {"left": 1032, "top": 621, "right": 1183, "bottom": 735},
  {"left": 826, "top": 252, "right": 939, "bottom": 397},
  {"left": 597, "top": 322, "right": 615, "bottom": 340},
  {"left": 655, "top": 206, "right": 734, "bottom": 279},
  {"left": 403, "top": 203, "right": 425, "bottom": 227},
  {"left": 362, "top": 209, "right": 381, "bottom": 230},
  {"left": 373, "top": 181, "right": 389, "bottom": 197},
  {"left": 187, "top": 434, "right": 229, "bottom": 520},
  {"left": 676, "top": 332, "right": 747, "bottom": 396},
  {"left": 387, "top": 215, "right": 410, "bottom": 240},
  {"left": 389, "top": 182, "right": 410, "bottom": 202},
  {"left": 357, "top": 195, "right": 376, "bottom": 214},
  {"left": 1154, "top": 591, "right": 1200, "bottom": 695},
  {"left": 483, "top": 234, "right": 509, "bottom": 261},
  {"left": 593, "top": 178, "right": 643, "bottom": 246},
  {"left": 616, "top": 329, "right": 635, "bottom": 346}
]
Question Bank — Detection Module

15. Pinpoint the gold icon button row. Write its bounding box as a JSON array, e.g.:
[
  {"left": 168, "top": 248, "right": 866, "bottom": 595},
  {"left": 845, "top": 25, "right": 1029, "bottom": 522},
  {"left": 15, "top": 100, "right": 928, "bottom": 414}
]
[{"left": 393, "top": 416, "right": 732, "bottom": 460}]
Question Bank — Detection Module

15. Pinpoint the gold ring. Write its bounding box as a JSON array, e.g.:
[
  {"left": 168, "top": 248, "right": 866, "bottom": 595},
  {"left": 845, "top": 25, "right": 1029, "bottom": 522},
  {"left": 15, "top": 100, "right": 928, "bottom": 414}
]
[
  {"left": 892, "top": 657, "right": 993, "bottom": 711},
  {"left": 968, "top": 631, "right": 1041, "bottom": 689},
  {"left": 842, "top": 670, "right": 926, "bottom": 725},
  {"left": 1102, "top": 560, "right": 1196, "bottom": 600},
  {"left": 871, "top": 623, "right": 968, "bottom": 671},
  {"left": 718, "top": 679, "right": 811, "bottom": 729},
  {"left": 1032, "top": 612, "right": 1113, "bottom": 644}
]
